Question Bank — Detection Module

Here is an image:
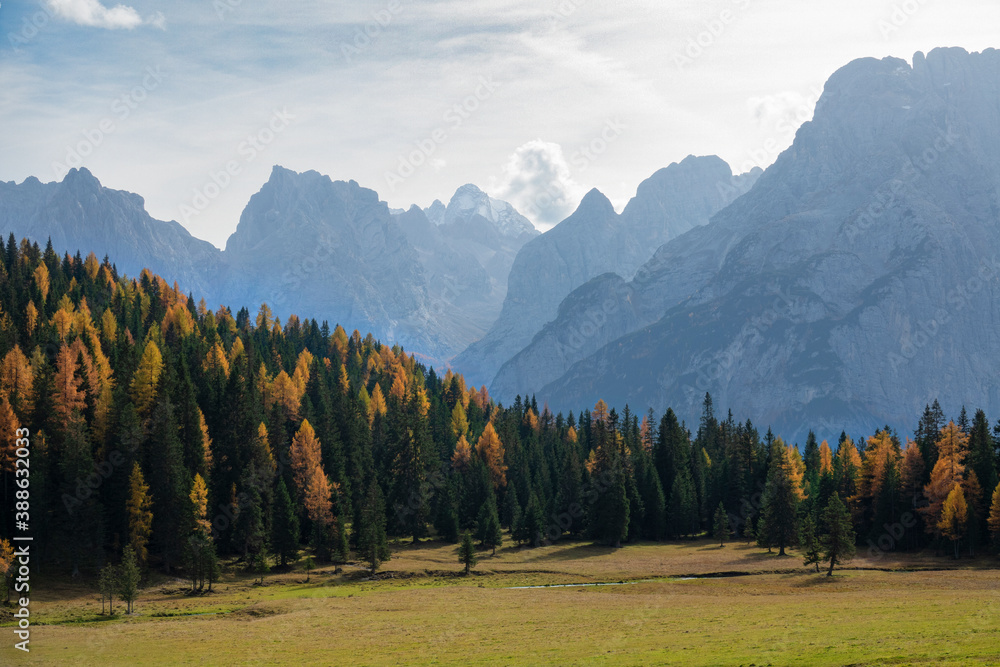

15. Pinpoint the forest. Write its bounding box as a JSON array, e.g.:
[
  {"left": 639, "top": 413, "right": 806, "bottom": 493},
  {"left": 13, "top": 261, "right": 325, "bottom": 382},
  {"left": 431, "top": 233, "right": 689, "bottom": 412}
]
[{"left": 0, "top": 233, "right": 999, "bottom": 594}]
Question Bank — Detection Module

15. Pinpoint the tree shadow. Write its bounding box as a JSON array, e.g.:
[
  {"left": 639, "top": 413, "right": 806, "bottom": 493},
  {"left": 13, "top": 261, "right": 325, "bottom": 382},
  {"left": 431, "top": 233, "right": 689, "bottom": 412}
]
[{"left": 528, "top": 543, "right": 617, "bottom": 561}]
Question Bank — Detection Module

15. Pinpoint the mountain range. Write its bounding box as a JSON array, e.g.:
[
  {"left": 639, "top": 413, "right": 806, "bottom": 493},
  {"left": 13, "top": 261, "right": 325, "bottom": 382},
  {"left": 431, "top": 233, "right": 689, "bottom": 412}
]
[{"left": 2, "top": 46, "right": 998, "bottom": 440}]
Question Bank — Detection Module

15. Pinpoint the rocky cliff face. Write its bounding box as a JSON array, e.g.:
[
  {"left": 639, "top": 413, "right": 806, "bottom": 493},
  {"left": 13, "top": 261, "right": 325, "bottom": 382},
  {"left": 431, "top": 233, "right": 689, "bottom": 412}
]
[
  {"left": 0, "top": 168, "right": 222, "bottom": 296},
  {"left": 457, "top": 155, "right": 760, "bottom": 388},
  {"left": 0, "top": 167, "right": 536, "bottom": 365},
  {"left": 535, "top": 47, "right": 1000, "bottom": 441}
]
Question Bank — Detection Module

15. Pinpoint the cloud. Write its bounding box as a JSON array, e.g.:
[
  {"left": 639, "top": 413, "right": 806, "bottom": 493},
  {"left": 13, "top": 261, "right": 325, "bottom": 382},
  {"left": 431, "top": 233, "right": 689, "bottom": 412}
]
[
  {"left": 491, "top": 140, "right": 585, "bottom": 228},
  {"left": 746, "top": 91, "right": 818, "bottom": 133},
  {"left": 45, "top": 0, "right": 163, "bottom": 30}
]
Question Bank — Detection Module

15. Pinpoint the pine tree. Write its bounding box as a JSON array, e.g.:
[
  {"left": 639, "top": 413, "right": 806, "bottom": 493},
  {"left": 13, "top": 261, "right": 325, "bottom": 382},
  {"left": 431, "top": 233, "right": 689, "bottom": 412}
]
[
  {"left": 459, "top": 530, "right": 478, "bottom": 575},
  {"left": 119, "top": 544, "right": 141, "bottom": 614},
  {"left": 272, "top": 478, "right": 300, "bottom": 567},
  {"left": 99, "top": 562, "right": 119, "bottom": 614},
  {"left": 799, "top": 513, "right": 821, "bottom": 572},
  {"left": 760, "top": 440, "right": 802, "bottom": 556},
  {"left": 476, "top": 496, "right": 503, "bottom": 555},
  {"left": 357, "top": 479, "right": 390, "bottom": 574},
  {"left": 713, "top": 502, "right": 730, "bottom": 547},
  {"left": 820, "top": 493, "right": 856, "bottom": 576}
]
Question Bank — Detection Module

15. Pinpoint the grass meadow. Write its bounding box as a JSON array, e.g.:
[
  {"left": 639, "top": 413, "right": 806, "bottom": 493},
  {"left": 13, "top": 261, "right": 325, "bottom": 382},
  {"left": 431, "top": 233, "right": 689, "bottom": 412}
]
[{"left": 3, "top": 537, "right": 999, "bottom": 666}]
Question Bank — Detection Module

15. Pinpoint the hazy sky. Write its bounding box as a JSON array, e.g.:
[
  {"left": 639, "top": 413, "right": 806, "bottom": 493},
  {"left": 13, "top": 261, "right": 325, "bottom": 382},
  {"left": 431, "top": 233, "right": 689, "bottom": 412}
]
[{"left": 1, "top": 0, "right": 998, "bottom": 247}]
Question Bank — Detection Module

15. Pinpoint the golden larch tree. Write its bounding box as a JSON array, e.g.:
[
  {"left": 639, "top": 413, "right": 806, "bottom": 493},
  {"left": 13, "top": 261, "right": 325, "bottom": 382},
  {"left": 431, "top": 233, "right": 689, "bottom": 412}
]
[
  {"left": 1, "top": 345, "right": 33, "bottom": 418},
  {"left": 290, "top": 420, "right": 323, "bottom": 498},
  {"left": 189, "top": 473, "right": 211, "bottom": 537},
  {"left": 0, "top": 393, "right": 19, "bottom": 473},
  {"left": 451, "top": 434, "right": 472, "bottom": 470},
  {"left": 939, "top": 485, "right": 968, "bottom": 558},
  {"left": 987, "top": 481, "right": 1000, "bottom": 549},
  {"left": 818, "top": 440, "right": 834, "bottom": 477},
  {"left": 130, "top": 340, "right": 163, "bottom": 416},
  {"left": 52, "top": 344, "right": 86, "bottom": 423},
  {"left": 450, "top": 401, "right": 469, "bottom": 439},
  {"left": 303, "top": 467, "right": 334, "bottom": 527},
  {"left": 127, "top": 463, "right": 154, "bottom": 566},
  {"left": 476, "top": 422, "right": 507, "bottom": 489}
]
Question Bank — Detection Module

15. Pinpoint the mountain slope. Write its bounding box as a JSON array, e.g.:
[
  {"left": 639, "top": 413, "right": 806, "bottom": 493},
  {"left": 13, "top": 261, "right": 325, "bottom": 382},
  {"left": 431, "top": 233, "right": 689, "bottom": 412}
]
[
  {"left": 537, "top": 47, "right": 1000, "bottom": 440},
  {"left": 457, "top": 155, "right": 760, "bottom": 388},
  {"left": 0, "top": 168, "right": 222, "bottom": 296}
]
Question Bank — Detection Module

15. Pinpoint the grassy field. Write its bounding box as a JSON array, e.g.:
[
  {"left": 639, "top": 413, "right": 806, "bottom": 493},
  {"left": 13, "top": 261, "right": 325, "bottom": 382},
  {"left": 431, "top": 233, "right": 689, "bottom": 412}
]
[{"left": 3, "top": 536, "right": 999, "bottom": 666}]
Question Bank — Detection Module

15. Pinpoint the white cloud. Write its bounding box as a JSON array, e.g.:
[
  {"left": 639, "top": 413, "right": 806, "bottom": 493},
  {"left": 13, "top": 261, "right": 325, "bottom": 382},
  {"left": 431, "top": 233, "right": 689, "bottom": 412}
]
[
  {"left": 46, "top": 0, "right": 163, "bottom": 30},
  {"left": 491, "top": 140, "right": 585, "bottom": 228},
  {"left": 746, "top": 90, "right": 819, "bottom": 133}
]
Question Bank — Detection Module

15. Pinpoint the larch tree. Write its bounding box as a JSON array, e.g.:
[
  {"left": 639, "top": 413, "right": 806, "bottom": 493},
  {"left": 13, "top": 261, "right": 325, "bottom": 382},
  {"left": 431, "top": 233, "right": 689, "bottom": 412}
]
[
  {"left": 921, "top": 421, "right": 969, "bottom": 541},
  {"left": 988, "top": 481, "right": 1000, "bottom": 555},
  {"left": 939, "top": 485, "right": 969, "bottom": 559},
  {"left": 127, "top": 463, "right": 154, "bottom": 567},
  {"left": 290, "top": 420, "right": 323, "bottom": 499},
  {"left": 130, "top": 339, "right": 163, "bottom": 416},
  {"left": 475, "top": 421, "right": 507, "bottom": 489}
]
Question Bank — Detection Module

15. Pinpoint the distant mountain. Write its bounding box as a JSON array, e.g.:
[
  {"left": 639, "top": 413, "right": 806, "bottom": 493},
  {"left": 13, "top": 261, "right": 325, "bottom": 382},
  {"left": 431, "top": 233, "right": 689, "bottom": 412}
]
[
  {"left": 0, "top": 168, "right": 223, "bottom": 296},
  {"left": 533, "top": 47, "right": 1000, "bottom": 441},
  {"left": 0, "top": 167, "right": 535, "bottom": 364},
  {"left": 455, "top": 155, "right": 761, "bottom": 387}
]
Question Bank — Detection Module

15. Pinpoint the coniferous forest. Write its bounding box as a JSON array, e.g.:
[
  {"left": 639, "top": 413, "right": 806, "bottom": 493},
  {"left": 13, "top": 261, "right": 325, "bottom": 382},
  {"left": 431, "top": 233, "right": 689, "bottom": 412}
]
[{"left": 1, "top": 233, "right": 999, "bottom": 595}]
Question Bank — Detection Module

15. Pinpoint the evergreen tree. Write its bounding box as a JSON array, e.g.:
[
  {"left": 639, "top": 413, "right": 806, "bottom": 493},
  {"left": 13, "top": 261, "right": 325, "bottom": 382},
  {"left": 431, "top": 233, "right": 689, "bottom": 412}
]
[
  {"left": 458, "top": 530, "right": 478, "bottom": 575},
  {"left": 119, "top": 544, "right": 141, "bottom": 614},
  {"left": 271, "top": 479, "right": 300, "bottom": 567},
  {"left": 713, "top": 501, "right": 730, "bottom": 547},
  {"left": 476, "top": 496, "right": 503, "bottom": 555},
  {"left": 99, "top": 562, "right": 119, "bottom": 614},
  {"left": 357, "top": 479, "right": 390, "bottom": 574},
  {"left": 799, "top": 513, "right": 821, "bottom": 572},
  {"left": 760, "top": 440, "right": 802, "bottom": 556},
  {"left": 820, "top": 493, "right": 856, "bottom": 576}
]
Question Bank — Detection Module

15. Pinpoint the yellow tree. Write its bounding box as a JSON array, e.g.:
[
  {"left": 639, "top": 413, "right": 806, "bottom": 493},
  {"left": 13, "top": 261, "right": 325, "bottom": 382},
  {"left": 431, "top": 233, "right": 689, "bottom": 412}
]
[
  {"left": 939, "top": 485, "right": 968, "bottom": 559},
  {"left": 818, "top": 440, "right": 834, "bottom": 477},
  {"left": 369, "top": 383, "right": 387, "bottom": 423},
  {"left": 0, "top": 393, "right": 18, "bottom": 474},
  {"left": 450, "top": 401, "right": 468, "bottom": 439},
  {"left": 52, "top": 344, "right": 86, "bottom": 423},
  {"left": 33, "top": 263, "right": 49, "bottom": 302},
  {"left": 921, "top": 422, "right": 968, "bottom": 537},
  {"left": 988, "top": 481, "right": 1000, "bottom": 553},
  {"left": 1, "top": 345, "right": 33, "bottom": 418},
  {"left": 189, "top": 474, "right": 211, "bottom": 536},
  {"left": 0, "top": 538, "right": 13, "bottom": 602},
  {"left": 290, "top": 420, "right": 323, "bottom": 498},
  {"left": 451, "top": 434, "right": 472, "bottom": 470},
  {"left": 476, "top": 422, "right": 507, "bottom": 489},
  {"left": 130, "top": 340, "right": 163, "bottom": 415},
  {"left": 303, "top": 467, "right": 334, "bottom": 527},
  {"left": 127, "top": 463, "right": 154, "bottom": 566}
]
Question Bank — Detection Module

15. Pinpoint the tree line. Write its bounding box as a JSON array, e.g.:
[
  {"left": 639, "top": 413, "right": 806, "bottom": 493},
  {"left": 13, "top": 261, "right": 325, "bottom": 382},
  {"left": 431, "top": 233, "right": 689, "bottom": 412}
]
[{"left": 0, "top": 234, "right": 998, "bottom": 597}]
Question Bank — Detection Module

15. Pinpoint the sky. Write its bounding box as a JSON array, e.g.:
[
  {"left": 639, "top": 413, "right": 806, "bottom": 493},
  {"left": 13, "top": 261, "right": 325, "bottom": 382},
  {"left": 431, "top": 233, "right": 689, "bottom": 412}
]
[{"left": 1, "top": 1, "right": 998, "bottom": 248}]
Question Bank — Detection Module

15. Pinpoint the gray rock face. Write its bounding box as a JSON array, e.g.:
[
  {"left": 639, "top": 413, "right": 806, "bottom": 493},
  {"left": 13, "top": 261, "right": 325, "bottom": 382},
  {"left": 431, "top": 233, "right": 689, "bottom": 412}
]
[
  {"left": 0, "top": 166, "right": 535, "bottom": 365},
  {"left": 0, "top": 168, "right": 223, "bottom": 296},
  {"left": 536, "top": 47, "right": 1000, "bottom": 441},
  {"left": 223, "top": 167, "right": 433, "bottom": 352},
  {"left": 456, "top": 155, "right": 760, "bottom": 388}
]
